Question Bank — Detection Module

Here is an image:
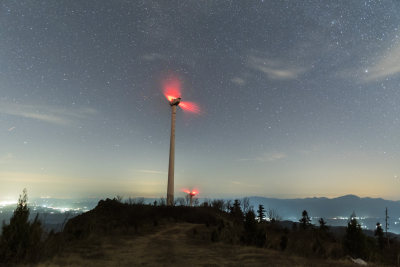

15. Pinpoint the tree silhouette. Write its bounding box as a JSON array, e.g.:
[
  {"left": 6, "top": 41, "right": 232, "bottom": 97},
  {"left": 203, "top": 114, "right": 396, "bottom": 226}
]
[
  {"left": 244, "top": 209, "right": 266, "bottom": 247},
  {"left": 176, "top": 197, "right": 185, "bottom": 206},
  {"left": 343, "top": 212, "right": 367, "bottom": 258},
  {"left": 266, "top": 208, "right": 281, "bottom": 222},
  {"left": 0, "top": 189, "right": 43, "bottom": 264},
  {"left": 299, "top": 210, "right": 311, "bottom": 229},
  {"left": 244, "top": 209, "right": 257, "bottom": 244},
  {"left": 319, "top": 218, "right": 329, "bottom": 231},
  {"left": 384, "top": 207, "right": 390, "bottom": 247},
  {"left": 185, "top": 194, "right": 191, "bottom": 206},
  {"left": 159, "top": 197, "right": 166, "bottom": 206},
  {"left": 241, "top": 197, "right": 251, "bottom": 214},
  {"left": 211, "top": 199, "right": 225, "bottom": 211},
  {"left": 225, "top": 199, "right": 232, "bottom": 212},
  {"left": 256, "top": 204, "right": 265, "bottom": 223},
  {"left": 375, "top": 222, "right": 385, "bottom": 250},
  {"left": 230, "top": 199, "right": 244, "bottom": 222}
]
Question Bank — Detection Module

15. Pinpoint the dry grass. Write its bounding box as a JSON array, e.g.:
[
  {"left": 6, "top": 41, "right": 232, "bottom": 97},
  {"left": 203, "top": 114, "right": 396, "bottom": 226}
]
[{"left": 37, "top": 223, "right": 380, "bottom": 267}]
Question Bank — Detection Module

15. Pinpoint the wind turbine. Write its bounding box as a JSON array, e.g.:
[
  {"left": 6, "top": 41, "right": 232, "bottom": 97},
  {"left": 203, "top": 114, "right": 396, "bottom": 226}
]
[
  {"left": 162, "top": 77, "right": 200, "bottom": 206},
  {"left": 183, "top": 189, "right": 198, "bottom": 207}
]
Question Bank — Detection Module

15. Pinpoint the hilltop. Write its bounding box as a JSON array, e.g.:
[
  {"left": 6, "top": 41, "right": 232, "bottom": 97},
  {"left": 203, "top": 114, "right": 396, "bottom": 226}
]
[
  {"left": 27, "top": 198, "right": 397, "bottom": 266},
  {"left": 2, "top": 195, "right": 400, "bottom": 266}
]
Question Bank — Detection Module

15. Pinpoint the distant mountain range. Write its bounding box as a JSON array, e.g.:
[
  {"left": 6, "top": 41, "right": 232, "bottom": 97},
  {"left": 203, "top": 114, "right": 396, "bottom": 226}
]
[
  {"left": 248, "top": 195, "right": 400, "bottom": 219},
  {"left": 2, "top": 194, "right": 399, "bottom": 234}
]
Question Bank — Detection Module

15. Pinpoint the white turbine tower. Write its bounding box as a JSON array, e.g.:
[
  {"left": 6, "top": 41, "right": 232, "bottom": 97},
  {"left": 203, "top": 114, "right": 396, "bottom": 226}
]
[{"left": 163, "top": 77, "right": 200, "bottom": 206}]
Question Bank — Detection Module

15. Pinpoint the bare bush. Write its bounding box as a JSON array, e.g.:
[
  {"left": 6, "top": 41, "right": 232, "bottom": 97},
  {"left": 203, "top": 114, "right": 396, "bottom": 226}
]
[
  {"left": 241, "top": 197, "right": 253, "bottom": 214},
  {"left": 159, "top": 197, "right": 166, "bottom": 206},
  {"left": 267, "top": 208, "right": 281, "bottom": 222},
  {"left": 225, "top": 199, "right": 232, "bottom": 212},
  {"left": 211, "top": 199, "right": 225, "bottom": 211},
  {"left": 115, "top": 195, "right": 124, "bottom": 203},
  {"left": 176, "top": 197, "right": 185, "bottom": 206},
  {"left": 136, "top": 197, "right": 144, "bottom": 205},
  {"left": 126, "top": 197, "right": 135, "bottom": 205}
]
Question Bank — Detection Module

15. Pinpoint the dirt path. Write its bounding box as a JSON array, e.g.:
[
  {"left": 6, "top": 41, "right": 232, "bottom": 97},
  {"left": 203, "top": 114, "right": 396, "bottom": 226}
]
[{"left": 133, "top": 223, "right": 198, "bottom": 265}]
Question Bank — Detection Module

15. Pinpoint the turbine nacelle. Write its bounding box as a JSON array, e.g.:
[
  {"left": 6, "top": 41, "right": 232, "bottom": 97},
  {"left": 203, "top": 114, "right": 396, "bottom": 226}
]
[
  {"left": 169, "top": 97, "right": 181, "bottom": 106},
  {"left": 163, "top": 77, "right": 200, "bottom": 114}
]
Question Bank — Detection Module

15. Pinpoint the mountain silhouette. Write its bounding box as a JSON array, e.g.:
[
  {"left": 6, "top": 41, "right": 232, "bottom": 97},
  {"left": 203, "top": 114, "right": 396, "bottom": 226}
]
[{"left": 249, "top": 195, "right": 400, "bottom": 219}]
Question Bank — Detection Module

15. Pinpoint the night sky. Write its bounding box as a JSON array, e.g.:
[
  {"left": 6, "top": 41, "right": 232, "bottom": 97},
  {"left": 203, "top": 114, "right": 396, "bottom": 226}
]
[{"left": 1, "top": 1, "right": 400, "bottom": 201}]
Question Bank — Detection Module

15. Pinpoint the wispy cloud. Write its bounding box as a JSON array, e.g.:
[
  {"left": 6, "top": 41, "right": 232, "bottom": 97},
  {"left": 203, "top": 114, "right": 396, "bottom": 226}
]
[
  {"left": 137, "top": 169, "right": 166, "bottom": 175},
  {"left": 238, "top": 152, "right": 287, "bottom": 162},
  {"left": 142, "top": 53, "right": 168, "bottom": 62},
  {"left": 247, "top": 55, "right": 306, "bottom": 80},
  {"left": 0, "top": 153, "right": 14, "bottom": 164},
  {"left": 363, "top": 43, "right": 400, "bottom": 82},
  {"left": 231, "top": 77, "right": 246, "bottom": 85},
  {"left": 0, "top": 101, "right": 97, "bottom": 126},
  {"left": 230, "top": 180, "right": 258, "bottom": 188},
  {"left": 0, "top": 171, "right": 63, "bottom": 183}
]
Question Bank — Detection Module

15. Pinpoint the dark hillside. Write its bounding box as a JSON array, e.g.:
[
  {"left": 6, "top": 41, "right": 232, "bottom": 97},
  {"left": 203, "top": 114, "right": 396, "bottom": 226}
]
[
  {"left": 38, "top": 199, "right": 366, "bottom": 267},
  {"left": 64, "top": 198, "right": 224, "bottom": 239},
  {"left": 55, "top": 198, "right": 399, "bottom": 266},
  {"left": 3, "top": 197, "right": 398, "bottom": 266}
]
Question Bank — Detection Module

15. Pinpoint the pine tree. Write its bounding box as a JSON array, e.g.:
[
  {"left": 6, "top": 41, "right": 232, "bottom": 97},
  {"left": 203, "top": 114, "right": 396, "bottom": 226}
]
[
  {"left": 375, "top": 222, "right": 385, "bottom": 249},
  {"left": 385, "top": 207, "right": 390, "bottom": 247},
  {"left": 0, "top": 189, "right": 43, "bottom": 264},
  {"left": 343, "top": 212, "right": 367, "bottom": 259},
  {"left": 244, "top": 210, "right": 257, "bottom": 244},
  {"left": 230, "top": 199, "right": 244, "bottom": 222},
  {"left": 256, "top": 204, "right": 265, "bottom": 223},
  {"left": 299, "top": 210, "right": 311, "bottom": 229}
]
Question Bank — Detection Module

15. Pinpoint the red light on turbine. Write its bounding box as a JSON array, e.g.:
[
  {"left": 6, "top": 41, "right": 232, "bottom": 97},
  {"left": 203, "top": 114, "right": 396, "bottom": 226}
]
[
  {"left": 163, "top": 77, "right": 181, "bottom": 101},
  {"left": 166, "top": 95, "right": 175, "bottom": 102},
  {"left": 182, "top": 188, "right": 199, "bottom": 206},
  {"left": 179, "top": 101, "right": 200, "bottom": 114},
  {"left": 182, "top": 189, "right": 199, "bottom": 196}
]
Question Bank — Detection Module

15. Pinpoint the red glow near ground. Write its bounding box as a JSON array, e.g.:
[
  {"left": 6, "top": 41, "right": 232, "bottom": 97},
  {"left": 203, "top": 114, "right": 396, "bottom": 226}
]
[{"left": 162, "top": 77, "right": 181, "bottom": 101}]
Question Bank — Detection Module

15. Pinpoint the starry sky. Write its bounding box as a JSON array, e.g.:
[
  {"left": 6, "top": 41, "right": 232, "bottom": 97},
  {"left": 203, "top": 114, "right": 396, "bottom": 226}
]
[{"left": 1, "top": 1, "right": 400, "bottom": 201}]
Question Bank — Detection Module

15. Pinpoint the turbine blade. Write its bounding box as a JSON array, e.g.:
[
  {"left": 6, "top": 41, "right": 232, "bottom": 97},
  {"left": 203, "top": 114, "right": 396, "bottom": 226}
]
[
  {"left": 163, "top": 77, "right": 181, "bottom": 101},
  {"left": 179, "top": 101, "right": 200, "bottom": 114}
]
